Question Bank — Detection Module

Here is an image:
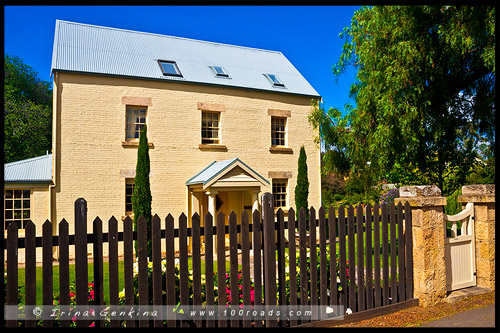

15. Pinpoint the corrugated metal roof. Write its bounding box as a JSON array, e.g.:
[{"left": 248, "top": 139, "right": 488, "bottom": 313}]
[
  {"left": 51, "top": 20, "right": 320, "bottom": 98},
  {"left": 4, "top": 154, "right": 52, "bottom": 183},
  {"left": 186, "top": 158, "right": 269, "bottom": 186}
]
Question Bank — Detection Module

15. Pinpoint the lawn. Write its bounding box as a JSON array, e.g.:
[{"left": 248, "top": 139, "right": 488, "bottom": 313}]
[{"left": 16, "top": 257, "right": 236, "bottom": 305}]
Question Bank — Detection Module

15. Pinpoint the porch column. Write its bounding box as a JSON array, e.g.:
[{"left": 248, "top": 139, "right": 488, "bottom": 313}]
[
  {"left": 458, "top": 184, "right": 495, "bottom": 290},
  {"left": 397, "top": 185, "right": 447, "bottom": 307},
  {"left": 206, "top": 189, "right": 218, "bottom": 257},
  {"left": 206, "top": 189, "right": 218, "bottom": 218},
  {"left": 252, "top": 190, "right": 260, "bottom": 213}
]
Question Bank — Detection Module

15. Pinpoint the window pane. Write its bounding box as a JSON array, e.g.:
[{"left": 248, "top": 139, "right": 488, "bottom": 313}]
[
  {"left": 14, "top": 200, "right": 22, "bottom": 209},
  {"left": 14, "top": 210, "right": 22, "bottom": 219},
  {"left": 14, "top": 190, "right": 22, "bottom": 198},
  {"left": 23, "top": 190, "right": 30, "bottom": 198},
  {"left": 5, "top": 190, "right": 13, "bottom": 199},
  {"left": 160, "top": 62, "right": 180, "bottom": 76},
  {"left": 5, "top": 211, "right": 13, "bottom": 220},
  {"left": 23, "top": 210, "right": 30, "bottom": 219},
  {"left": 23, "top": 200, "right": 30, "bottom": 209}
]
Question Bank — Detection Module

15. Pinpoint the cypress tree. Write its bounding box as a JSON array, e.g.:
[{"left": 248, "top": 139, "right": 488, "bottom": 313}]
[
  {"left": 295, "top": 145, "right": 309, "bottom": 219},
  {"left": 132, "top": 124, "right": 152, "bottom": 258}
]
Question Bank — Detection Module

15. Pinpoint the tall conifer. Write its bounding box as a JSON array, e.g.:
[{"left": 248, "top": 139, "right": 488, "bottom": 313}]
[
  {"left": 295, "top": 146, "right": 309, "bottom": 219},
  {"left": 132, "top": 125, "right": 152, "bottom": 257}
]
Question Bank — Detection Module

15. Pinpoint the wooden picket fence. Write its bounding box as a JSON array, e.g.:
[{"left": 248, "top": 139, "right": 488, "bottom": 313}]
[{"left": 4, "top": 194, "right": 414, "bottom": 328}]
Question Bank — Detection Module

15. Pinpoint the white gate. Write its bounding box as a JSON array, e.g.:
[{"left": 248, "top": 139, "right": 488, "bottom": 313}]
[{"left": 444, "top": 202, "right": 476, "bottom": 291}]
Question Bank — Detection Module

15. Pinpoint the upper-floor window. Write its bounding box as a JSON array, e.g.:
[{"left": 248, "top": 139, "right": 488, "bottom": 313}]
[
  {"left": 126, "top": 106, "right": 147, "bottom": 140},
  {"left": 264, "top": 73, "right": 285, "bottom": 87},
  {"left": 4, "top": 189, "right": 31, "bottom": 229},
  {"left": 201, "top": 111, "right": 220, "bottom": 144},
  {"left": 271, "top": 116, "right": 287, "bottom": 147},
  {"left": 158, "top": 60, "right": 183, "bottom": 77}
]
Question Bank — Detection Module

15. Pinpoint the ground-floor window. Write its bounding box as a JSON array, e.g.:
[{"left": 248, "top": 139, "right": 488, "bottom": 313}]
[
  {"left": 4, "top": 189, "right": 31, "bottom": 229},
  {"left": 125, "top": 178, "right": 135, "bottom": 215},
  {"left": 272, "top": 179, "right": 288, "bottom": 209}
]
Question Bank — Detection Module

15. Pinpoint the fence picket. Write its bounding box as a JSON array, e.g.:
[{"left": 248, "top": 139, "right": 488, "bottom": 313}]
[
  {"left": 319, "top": 206, "right": 328, "bottom": 309},
  {"left": 74, "top": 198, "right": 89, "bottom": 328},
  {"left": 229, "top": 211, "right": 239, "bottom": 328},
  {"left": 152, "top": 214, "right": 162, "bottom": 328},
  {"left": 405, "top": 202, "right": 414, "bottom": 299},
  {"left": 365, "top": 204, "right": 373, "bottom": 310},
  {"left": 241, "top": 211, "right": 252, "bottom": 328},
  {"left": 217, "top": 212, "right": 227, "bottom": 328},
  {"left": 108, "top": 216, "right": 120, "bottom": 328},
  {"left": 165, "top": 214, "right": 176, "bottom": 327},
  {"left": 252, "top": 210, "right": 263, "bottom": 328},
  {"left": 338, "top": 205, "right": 347, "bottom": 308},
  {"left": 25, "top": 220, "right": 37, "bottom": 327},
  {"left": 262, "top": 193, "right": 276, "bottom": 328},
  {"left": 93, "top": 217, "right": 104, "bottom": 327},
  {"left": 298, "top": 207, "right": 308, "bottom": 317},
  {"left": 42, "top": 220, "right": 53, "bottom": 327},
  {"left": 390, "top": 203, "right": 398, "bottom": 304},
  {"left": 204, "top": 213, "right": 215, "bottom": 328},
  {"left": 397, "top": 202, "right": 406, "bottom": 303},
  {"left": 123, "top": 216, "right": 135, "bottom": 328},
  {"left": 6, "top": 222, "right": 18, "bottom": 328},
  {"left": 137, "top": 215, "right": 149, "bottom": 327},
  {"left": 328, "top": 206, "right": 338, "bottom": 307},
  {"left": 347, "top": 205, "right": 356, "bottom": 312},
  {"left": 191, "top": 213, "right": 202, "bottom": 328},
  {"left": 179, "top": 213, "right": 189, "bottom": 328},
  {"left": 309, "top": 207, "right": 318, "bottom": 318},
  {"left": 356, "top": 204, "right": 365, "bottom": 311},
  {"left": 381, "top": 203, "right": 390, "bottom": 306},
  {"left": 373, "top": 202, "right": 381, "bottom": 308},
  {"left": 287, "top": 208, "right": 298, "bottom": 327}
]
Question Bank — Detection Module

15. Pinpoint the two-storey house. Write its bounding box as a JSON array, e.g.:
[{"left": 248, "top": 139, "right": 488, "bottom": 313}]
[{"left": 5, "top": 20, "right": 321, "bottom": 255}]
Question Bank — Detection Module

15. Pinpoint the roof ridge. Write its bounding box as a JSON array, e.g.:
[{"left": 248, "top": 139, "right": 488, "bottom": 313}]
[
  {"left": 5, "top": 154, "right": 51, "bottom": 167},
  {"left": 56, "top": 19, "right": 284, "bottom": 55}
]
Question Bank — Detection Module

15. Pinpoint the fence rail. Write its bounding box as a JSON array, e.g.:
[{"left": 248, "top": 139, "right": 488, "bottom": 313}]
[{"left": 4, "top": 194, "right": 414, "bottom": 328}]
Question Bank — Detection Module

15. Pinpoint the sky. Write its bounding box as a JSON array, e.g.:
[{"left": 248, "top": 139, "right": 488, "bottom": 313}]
[{"left": 4, "top": 5, "right": 360, "bottom": 113}]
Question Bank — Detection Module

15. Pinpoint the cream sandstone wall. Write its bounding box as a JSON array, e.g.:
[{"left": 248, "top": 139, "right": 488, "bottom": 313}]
[{"left": 53, "top": 72, "right": 321, "bottom": 235}]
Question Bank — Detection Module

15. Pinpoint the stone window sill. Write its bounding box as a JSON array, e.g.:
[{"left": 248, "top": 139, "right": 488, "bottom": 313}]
[
  {"left": 269, "top": 147, "right": 293, "bottom": 154},
  {"left": 121, "top": 141, "right": 155, "bottom": 148},
  {"left": 199, "top": 144, "right": 227, "bottom": 151}
]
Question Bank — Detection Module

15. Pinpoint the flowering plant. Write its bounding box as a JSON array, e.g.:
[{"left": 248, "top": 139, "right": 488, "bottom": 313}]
[
  {"left": 380, "top": 187, "right": 399, "bottom": 206},
  {"left": 53, "top": 282, "right": 102, "bottom": 327}
]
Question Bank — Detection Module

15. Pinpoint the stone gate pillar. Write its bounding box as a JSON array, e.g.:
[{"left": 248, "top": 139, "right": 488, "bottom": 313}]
[
  {"left": 458, "top": 184, "right": 495, "bottom": 290},
  {"left": 397, "top": 185, "right": 447, "bottom": 306}
]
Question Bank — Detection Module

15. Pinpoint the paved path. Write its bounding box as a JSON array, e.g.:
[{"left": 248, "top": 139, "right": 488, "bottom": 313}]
[{"left": 421, "top": 304, "right": 495, "bottom": 327}]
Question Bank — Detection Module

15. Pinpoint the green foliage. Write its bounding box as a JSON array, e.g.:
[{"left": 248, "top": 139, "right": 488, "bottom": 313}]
[
  {"left": 132, "top": 125, "right": 153, "bottom": 258},
  {"left": 444, "top": 187, "right": 462, "bottom": 216},
  {"left": 310, "top": 6, "right": 495, "bottom": 197},
  {"left": 4, "top": 54, "right": 53, "bottom": 163},
  {"left": 295, "top": 146, "right": 309, "bottom": 215}
]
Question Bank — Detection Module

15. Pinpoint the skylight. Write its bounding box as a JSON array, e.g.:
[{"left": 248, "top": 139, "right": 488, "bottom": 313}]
[
  {"left": 158, "top": 60, "right": 182, "bottom": 77},
  {"left": 265, "top": 73, "right": 285, "bottom": 87},
  {"left": 211, "top": 66, "right": 230, "bottom": 78}
]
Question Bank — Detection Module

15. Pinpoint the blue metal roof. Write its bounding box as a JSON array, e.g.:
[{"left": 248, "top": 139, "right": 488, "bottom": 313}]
[
  {"left": 51, "top": 20, "right": 320, "bottom": 98},
  {"left": 186, "top": 158, "right": 269, "bottom": 186},
  {"left": 4, "top": 154, "right": 52, "bottom": 183}
]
